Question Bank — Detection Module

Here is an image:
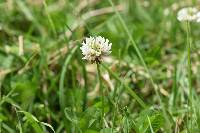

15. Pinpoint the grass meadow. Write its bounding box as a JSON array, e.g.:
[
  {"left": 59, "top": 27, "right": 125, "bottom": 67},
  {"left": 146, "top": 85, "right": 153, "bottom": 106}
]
[{"left": 1, "top": 0, "right": 200, "bottom": 132}]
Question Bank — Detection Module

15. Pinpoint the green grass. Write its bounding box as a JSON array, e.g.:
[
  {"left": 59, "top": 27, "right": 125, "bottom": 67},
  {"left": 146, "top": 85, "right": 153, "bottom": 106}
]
[{"left": 1, "top": 0, "right": 200, "bottom": 132}]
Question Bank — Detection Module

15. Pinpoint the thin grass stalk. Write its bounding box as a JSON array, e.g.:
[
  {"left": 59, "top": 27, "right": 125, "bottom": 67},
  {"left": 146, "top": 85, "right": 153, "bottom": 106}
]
[
  {"left": 43, "top": 0, "right": 57, "bottom": 37},
  {"left": 186, "top": 21, "right": 193, "bottom": 105},
  {"left": 186, "top": 20, "right": 193, "bottom": 132}
]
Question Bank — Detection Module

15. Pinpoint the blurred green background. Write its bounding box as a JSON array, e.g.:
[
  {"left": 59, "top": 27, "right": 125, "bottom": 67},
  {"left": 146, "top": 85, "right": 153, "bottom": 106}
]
[{"left": 0, "top": 0, "right": 200, "bottom": 132}]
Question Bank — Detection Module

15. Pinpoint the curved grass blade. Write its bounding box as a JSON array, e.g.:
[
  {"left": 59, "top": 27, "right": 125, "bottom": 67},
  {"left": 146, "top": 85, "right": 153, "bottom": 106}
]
[
  {"left": 18, "top": 111, "right": 55, "bottom": 133},
  {"left": 18, "top": 111, "right": 43, "bottom": 133},
  {"left": 59, "top": 45, "right": 79, "bottom": 110}
]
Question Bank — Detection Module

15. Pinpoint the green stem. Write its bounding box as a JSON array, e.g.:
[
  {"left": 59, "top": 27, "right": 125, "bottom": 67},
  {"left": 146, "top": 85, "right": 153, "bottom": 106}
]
[
  {"left": 186, "top": 21, "right": 192, "bottom": 105},
  {"left": 97, "top": 63, "right": 104, "bottom": 130}
]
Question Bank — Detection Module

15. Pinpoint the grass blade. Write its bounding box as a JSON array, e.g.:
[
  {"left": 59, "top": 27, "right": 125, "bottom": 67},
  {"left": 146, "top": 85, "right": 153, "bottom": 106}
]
[{"left": 59, "top": 45, "right": 79, "bottom": 110}]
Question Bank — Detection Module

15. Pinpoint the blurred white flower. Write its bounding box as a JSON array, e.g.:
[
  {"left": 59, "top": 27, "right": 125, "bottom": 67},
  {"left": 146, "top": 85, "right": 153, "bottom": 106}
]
[
  {"left": 164, "top": 8, "right": 170, "bottom": 16},
  {"left": 177, "top": 7, "right": 198, "bottom": 22},
  {"left": 196, "top": 12, "right": 200, "bottom": 22},
  {"left": 80, "top": 36, "right": 112, "bottom": 63},
  {"left": 143, "top": 1, "right": 150, "bottom": 7},
  {"left": 172, "top": 3, "right": 179, "bottom": 11}
]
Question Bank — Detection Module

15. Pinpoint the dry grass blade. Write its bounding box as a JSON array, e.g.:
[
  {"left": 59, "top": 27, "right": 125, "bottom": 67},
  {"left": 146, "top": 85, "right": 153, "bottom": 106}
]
[
  {"left": 75, "top": 0, "right": 100, "bottom": 14},
  {"left": 65, "top": 4, "right": 125, "bottom": 38}
]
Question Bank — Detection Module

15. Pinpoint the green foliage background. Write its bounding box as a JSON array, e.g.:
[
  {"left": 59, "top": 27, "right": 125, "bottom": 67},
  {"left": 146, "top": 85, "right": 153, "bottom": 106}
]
[{"left": 0, "top": 0, "right": 200, "bottom": 132}]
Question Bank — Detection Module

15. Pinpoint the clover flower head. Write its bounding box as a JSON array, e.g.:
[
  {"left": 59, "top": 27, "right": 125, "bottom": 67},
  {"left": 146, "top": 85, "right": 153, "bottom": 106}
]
[
  {"left": 80, "top": 36, "right": 112, "bottom": 63},
  {"left": 177, "top": 7, "right": 198, "bottom": 22}
]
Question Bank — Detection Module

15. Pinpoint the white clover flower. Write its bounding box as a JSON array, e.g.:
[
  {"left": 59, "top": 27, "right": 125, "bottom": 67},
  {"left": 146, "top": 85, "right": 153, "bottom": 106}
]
[
  {"left": 80, "top": 36, "right": 112, "bottom": 63},
  {"left": 177, "top": 7, "right": 198, "bottom": 22}
]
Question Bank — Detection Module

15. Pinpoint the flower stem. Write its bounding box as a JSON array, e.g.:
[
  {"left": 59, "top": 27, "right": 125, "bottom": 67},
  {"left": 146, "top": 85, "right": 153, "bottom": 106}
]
[
  {"left": 82, "top": 63, "right": 88, "bottom": 111},
  {"left": 186, "top": 21, "right": 192, "bottom": 105},
  {"left": 97, "top": 63, "right": 104, "bottom": 130}
]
